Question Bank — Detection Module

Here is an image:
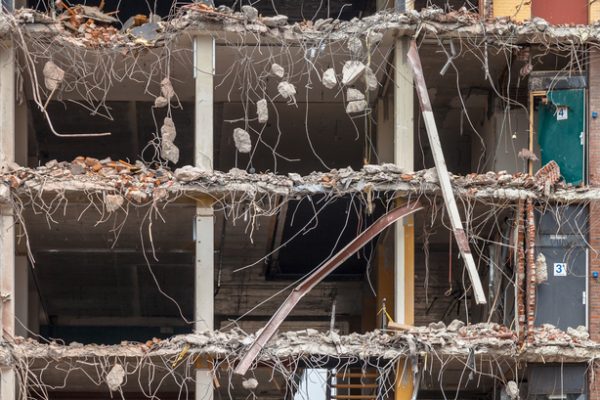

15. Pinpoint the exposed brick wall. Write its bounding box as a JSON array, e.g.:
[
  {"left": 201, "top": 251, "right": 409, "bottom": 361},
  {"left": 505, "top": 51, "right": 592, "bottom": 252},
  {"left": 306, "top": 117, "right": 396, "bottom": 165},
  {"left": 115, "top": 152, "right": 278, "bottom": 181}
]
[{"left": 588, "top": 50, "right": 600, "bottom": 400}]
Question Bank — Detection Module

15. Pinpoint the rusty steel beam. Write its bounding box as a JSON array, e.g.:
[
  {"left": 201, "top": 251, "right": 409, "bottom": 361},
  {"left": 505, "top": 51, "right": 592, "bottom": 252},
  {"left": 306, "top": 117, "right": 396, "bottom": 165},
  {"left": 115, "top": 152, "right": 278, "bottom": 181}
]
[
  {"left": 406, "top": 40, "right": 487, "bottom": 305},
  {"left": 233, "top": 202, "right": 424, "bottom": 376}
]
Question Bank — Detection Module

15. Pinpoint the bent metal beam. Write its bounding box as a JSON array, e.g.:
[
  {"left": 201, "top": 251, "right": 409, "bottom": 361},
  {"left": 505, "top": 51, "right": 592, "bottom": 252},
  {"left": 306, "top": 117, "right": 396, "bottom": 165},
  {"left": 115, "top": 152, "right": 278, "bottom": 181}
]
[
  {"left": 406, "top": 40, "right": 487, "bottom": 305},
  {"left": 233, "top": 201, "right": 424, "bottom": 376}
]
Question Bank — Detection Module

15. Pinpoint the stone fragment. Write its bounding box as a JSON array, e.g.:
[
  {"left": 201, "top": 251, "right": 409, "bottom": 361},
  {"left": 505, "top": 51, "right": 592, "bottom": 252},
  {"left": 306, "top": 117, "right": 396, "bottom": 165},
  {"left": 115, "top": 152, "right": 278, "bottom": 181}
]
[
  {"left": 567, "top": 326, "right": 589, "bottom": 341},
  {"left": 160, "top": 117, "right": 179, "bottom": 164},
  {"left": 105, "top": 194, "right": 124, "bottom": 213},
  {"left": 535, "top": 253, "right": 548, "bottom": 284},
  {"left": 174, "top": 166, "right": 203, "bottom": 182},
  {"left": 505, "top": 381, "right": 519, "bottom": 400},
  {"left": 271, "top": 63, "right": 285, "bottom": 78},
  {"left": 162, "top": 140, "right": 180, "bottom": 164},
  {"left": 233, "top": 128, "right": 252, "bottom": 153},
  {"left": 365, "top": 67, "right": 378, "bottom": 91},
  {"left": 346, "top": 88, "right": 365, "bottom": 102},
  {"left": 321, "top": 68, "right": 337, "bottom": 89},
  {"left": 241, "top": 5, "right": 258, "bottom": 22},
  {"left": 346, "top": 100, "right": 367, "bottom": 114},
  {"left": 277, "top": 81, "right": 296, "bottom": 100},
  {"left": 161, "top": 118, "right": 176, "bottom": 142},
  {"left": 106, "top": 364, "right": 125, "bottom": 392},
  {"left": 43, "top": 61, "right": 65, "bottom": 91},
  {"left": 447, "top": 319, "right": 464, "bottom": 332},
  {"left": 154, "top": 96, "right": 168, "bottom": 108},
  {"left": 262, "top": 15, "right": 288, "bottom": 27},
  {"left": 347, "top": 37, "right": 363, "bottom": 55},
  {"left": 256, "top": 98, "right": 268, "bottom": 123},
  {"left": 242, "top": 378, "right": 259, "bottom": 390},
  {"left": 342, "top": 60, "right": 366, "bottom": 85},
  {"left": 160, "top": 78, "right": 175, "bottom": 100}
]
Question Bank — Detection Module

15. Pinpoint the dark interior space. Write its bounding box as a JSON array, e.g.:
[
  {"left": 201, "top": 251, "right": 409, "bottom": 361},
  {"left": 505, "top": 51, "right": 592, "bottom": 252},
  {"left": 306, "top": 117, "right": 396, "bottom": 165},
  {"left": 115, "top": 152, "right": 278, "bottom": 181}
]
[{"left": 30, "top": 100, "right": 194, "bottom": 167}]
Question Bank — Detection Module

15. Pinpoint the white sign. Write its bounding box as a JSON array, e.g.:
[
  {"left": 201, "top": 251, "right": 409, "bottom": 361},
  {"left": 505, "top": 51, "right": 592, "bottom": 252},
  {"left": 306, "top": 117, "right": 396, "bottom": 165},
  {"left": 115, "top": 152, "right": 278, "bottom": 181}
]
[
  {"left": 556, "top": 106, "right": 568, "bottom": 121},
  {"left": 554, "top": 262, "right": 567, "bottom": 276}
]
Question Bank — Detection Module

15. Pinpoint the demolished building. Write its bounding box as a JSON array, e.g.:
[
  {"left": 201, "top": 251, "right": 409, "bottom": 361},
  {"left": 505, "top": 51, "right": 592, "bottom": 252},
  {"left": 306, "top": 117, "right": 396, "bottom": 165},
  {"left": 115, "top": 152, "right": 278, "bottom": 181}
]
[{"left": 1, "top": 0, "right": 600, "bottom": 399}]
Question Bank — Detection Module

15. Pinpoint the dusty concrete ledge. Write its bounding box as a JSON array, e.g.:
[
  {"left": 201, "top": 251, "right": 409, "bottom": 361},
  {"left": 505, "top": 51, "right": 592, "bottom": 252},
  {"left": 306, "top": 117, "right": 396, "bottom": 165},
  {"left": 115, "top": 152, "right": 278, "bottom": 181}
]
[
  {"left": 7, "top": 6, "right": 600, "bottom": 47},
  {"left": 1, "top": 322, "right": 598, "bottom": 366},
  {"left": 0, "top": 160, "right": 597, "bottom": 206}
]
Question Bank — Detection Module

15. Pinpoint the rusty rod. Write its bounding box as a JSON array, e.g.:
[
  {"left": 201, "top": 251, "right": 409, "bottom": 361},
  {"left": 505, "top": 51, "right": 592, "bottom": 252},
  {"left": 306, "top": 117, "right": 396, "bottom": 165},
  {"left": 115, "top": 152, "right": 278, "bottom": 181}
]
[
  {"left": 233, "top": 202, "right": 424, "bottom": 376},
  {"left": 406, "top": 40, "right": 486, "bottom": 304}
]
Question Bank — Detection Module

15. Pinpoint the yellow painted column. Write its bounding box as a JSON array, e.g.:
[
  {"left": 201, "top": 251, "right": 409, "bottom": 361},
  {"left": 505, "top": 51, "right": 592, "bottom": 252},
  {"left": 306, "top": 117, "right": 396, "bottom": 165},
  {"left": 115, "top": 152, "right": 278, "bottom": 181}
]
[{"left": 393, "top": 38, "right": 415, "bottom": 400}]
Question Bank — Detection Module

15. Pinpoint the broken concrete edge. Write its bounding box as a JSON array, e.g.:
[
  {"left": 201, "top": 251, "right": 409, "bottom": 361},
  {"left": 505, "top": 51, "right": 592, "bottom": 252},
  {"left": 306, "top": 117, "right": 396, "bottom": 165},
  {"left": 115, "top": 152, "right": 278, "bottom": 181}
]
[
  {"left": 0, "top": 163, "right": 598, "bottom": 206},
  {"left": 0, "top": 323, "right": 598, "bottom": 367},
  {"left": 5, "top": 7, "right": 600, "bottom": 48}
]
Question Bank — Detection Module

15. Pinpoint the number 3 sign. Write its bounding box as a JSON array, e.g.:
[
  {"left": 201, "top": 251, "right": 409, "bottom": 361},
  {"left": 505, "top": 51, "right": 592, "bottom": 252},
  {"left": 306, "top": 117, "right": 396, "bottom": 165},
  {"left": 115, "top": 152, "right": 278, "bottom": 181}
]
[{"left": 554, "top": 263, "right": 567, "bottom": 276}]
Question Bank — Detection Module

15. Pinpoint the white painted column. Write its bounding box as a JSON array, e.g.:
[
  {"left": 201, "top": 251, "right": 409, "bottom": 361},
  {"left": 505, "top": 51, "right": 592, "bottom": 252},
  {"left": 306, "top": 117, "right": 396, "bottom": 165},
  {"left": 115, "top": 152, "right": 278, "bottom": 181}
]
[
  {"left": 393, "top": 38, "right": 414, "bottom": 325},
  {"left": 194, "top": 34, "right": 214, "bottom": 400},
  {"left": 0, "top": 42, "right": 16, "bottom": 400}
]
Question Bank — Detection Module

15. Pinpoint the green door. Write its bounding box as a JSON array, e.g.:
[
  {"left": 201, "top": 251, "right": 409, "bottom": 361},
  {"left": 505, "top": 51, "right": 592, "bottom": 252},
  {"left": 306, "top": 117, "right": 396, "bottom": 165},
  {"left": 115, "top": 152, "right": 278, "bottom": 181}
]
[{"left": 537, "top": 89, "right": 585, "bottom": 185}]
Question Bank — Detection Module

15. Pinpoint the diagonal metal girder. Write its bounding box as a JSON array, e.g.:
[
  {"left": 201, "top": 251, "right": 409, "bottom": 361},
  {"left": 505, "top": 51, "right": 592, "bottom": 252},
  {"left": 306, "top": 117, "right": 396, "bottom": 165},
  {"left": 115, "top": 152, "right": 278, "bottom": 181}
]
[{"left": 234, "top": 202, "right": 424, "bottom": 376}]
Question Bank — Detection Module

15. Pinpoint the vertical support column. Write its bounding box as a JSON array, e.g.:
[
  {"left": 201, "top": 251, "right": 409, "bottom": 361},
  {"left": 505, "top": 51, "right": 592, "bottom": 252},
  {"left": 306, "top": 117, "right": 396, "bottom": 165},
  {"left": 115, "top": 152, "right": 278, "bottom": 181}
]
[
  {"left": 393, "top": 37, "right": 414, "bottom": 326},
  {"left": 194, "top": 34, "right": 214, "bottom": 400},
  {"left": 393, "top": 37, "right": 414, "bottom": 400},
  {"left": 0, "top": 42, "right": 16, "bottom": 400}
]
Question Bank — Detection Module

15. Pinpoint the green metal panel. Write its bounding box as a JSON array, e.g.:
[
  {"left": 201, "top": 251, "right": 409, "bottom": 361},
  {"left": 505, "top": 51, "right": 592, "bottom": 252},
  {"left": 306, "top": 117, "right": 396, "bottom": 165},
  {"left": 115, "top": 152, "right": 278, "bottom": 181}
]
[{"left": 537, "top": 89, "right": 585, "bottom": 185}]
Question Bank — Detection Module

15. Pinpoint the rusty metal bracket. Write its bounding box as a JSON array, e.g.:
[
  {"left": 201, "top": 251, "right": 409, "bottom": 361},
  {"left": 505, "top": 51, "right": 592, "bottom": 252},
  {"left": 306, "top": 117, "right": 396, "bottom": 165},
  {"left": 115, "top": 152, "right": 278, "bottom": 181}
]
[
  {"left": 406, "top": 40, "right": 487, "bottom": 305},
  {"left": 233, "top": 202, "right": 424, "bottom": 376}
]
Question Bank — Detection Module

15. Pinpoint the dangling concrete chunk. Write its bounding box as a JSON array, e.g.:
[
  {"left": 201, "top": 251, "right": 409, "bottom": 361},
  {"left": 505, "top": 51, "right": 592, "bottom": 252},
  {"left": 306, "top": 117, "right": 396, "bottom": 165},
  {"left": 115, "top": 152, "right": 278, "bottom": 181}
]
[
  {"left": 347, "top": 37, "right": 363, "bottom": 55},
  {"left": 106, "top": 364, "right": 125, "bottom": 392},
  {"left": 536, "top": 253, "right": 548, "bottom": 284},
  {"left": 271, "top": 63, "right": 285, "bottom": 78},
  {"left": 346, "top": 100, "right": 367, "bottom": 114},
  {"left": 365, "top": 67, "right": 378, "bottom": 91},
  {"left": 233, "top": 128, "right": 252, "bottom": 153},
  {"left": 242, "top": 378, "right": 259, "bottom": 390},
  {"left": 347, "top": 88, "right": 365, "bottom": 102},
  {"left": 43, "top": 61, "right": 65, "bottom": 91},
  {"left": 256, "top": 99, "right": 268, "bottom": 124},
  {"left": 321, "top": 68, "right": 337, "bottom": 89},
  {"left": 160, "top": 78, "right": 176, "bottom": 100},
  {"left": 154, "top": 96, "right": 168, "bottom": 108},
  {"left": 342, "top": 60, "right": 365, "bottom": 85},
  {"left": 104, "top": 194, "right": 124, "bottom": 213},
  {"left": 241, "top": 5, "right": 258, "bottom": 22},
  {"left": 161, "top": 117, "right": 179, "bottom": 164},
  {"left": 277, "top": 81, "right": 296, "bottom": 101}
]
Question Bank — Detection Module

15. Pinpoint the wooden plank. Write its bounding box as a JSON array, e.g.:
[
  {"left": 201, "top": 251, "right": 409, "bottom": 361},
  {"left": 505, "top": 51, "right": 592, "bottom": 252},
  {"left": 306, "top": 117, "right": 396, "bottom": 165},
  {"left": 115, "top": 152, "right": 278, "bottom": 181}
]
[{"left": 406, "top": 41, "right": 486, "bottom": 305}]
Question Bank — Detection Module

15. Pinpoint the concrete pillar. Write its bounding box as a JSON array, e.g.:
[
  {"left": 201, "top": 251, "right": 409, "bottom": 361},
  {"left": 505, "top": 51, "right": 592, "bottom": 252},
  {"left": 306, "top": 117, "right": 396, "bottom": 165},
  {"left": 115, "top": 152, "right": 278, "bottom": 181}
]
[
  {"left": 0, "top": 42, "right": 16, "bottom": 400},
  {"left": 194, "top": 34, "right": 214, "bottom": 400},
  {"left": 393, "top": 38, "right": 414, "bottom": 326},
  {"left": 392, "top": 37, "right": 414, "bottom": 400}
]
